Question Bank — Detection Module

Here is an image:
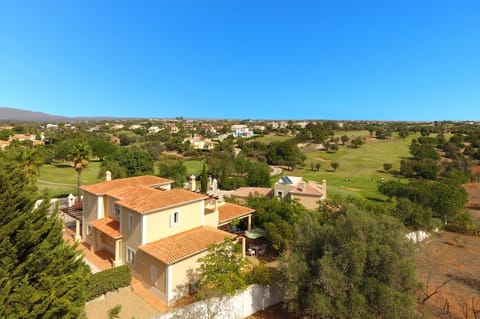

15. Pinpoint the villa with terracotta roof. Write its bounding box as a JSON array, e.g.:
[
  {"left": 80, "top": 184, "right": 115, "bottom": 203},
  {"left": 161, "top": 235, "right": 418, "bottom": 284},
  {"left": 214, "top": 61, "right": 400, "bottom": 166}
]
[
  {"left": 79, "top": 175, "right": 255, "bottom": 304},
  {"left": 229, "top": 177, "right": 326, "bottom": 210},
  {"left": 274, "top": 176, "right": 327, "bottom": 210},
  {"left": 230, "top": 187, "right": 274, "bottom": 204}
]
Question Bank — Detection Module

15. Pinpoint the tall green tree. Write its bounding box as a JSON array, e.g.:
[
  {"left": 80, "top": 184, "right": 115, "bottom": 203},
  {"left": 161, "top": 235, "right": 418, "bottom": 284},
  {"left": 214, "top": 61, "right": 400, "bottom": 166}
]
[
  {"left": 67, "top": 143, "right": 91, "bottom": 195},
  {"left": 89, "top": 137, "right": 117, "bottom": 161},
  {"left": 0, "top": 155, "right": 90, "bottom": 318},
  {"left": 246, "top": 162, "right": 270, "bottom": 187},
  {"left": 196, "top": 238, "right": 247, "bottom": 298},
  {"left": 247, "top": 196, "right": 305, "bottom": 252},
  {"left": 157, "top": 160, "right": 187, "bottom": 188},
  {"left": 200, "top": 162, "right": 208, "bottom": 193},
  {"left": 104, "top": 147, "right": 154, "bottom": 177},
  {"left": 279, "top": 206, "right": 416, "bottom": 319},
  {"left": 331, "top": 161, "right": 340, "bottom": 171},
  {"left": 5, "top": 143, "right": 44, "bottom": 176}
]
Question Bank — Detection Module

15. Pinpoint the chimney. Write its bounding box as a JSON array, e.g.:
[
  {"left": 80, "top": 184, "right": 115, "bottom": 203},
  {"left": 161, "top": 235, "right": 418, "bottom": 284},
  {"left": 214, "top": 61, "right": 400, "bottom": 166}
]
[
  {"left": 190, "top": 174, "right": 196, "bottom": 191},
  {"left": 67, "top": 193, "right": 75, "bottom": 207},
  {"left": 105, "top": 170, "right": 112, "bottom": 182},
  {"left": 300, "top": 182, "right": 306, "bottom": 192}
]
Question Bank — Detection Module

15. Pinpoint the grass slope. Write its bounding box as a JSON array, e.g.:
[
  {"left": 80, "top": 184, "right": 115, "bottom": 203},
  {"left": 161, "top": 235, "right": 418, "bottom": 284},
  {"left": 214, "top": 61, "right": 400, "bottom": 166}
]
[
  {"left": 38, "top": 161, "right": 102, "bottom": 197},
  {"left": 292, "top": 132, "right": 417, "bottom": 200}
]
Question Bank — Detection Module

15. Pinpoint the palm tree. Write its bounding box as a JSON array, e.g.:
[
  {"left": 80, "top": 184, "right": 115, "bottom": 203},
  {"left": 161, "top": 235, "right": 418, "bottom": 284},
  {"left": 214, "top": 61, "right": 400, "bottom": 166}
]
[{"left": 68, "top": 143, "right": 91, "bottom": 196}]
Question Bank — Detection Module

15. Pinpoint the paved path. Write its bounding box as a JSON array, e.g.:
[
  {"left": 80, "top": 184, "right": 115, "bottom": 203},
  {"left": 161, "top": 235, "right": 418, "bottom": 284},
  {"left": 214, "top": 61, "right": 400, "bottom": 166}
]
[
  {"left": 269, "top": 166, "right": 282, "bottom": 176},
  {"left": 37, "top": 179, "right": 76, "bottom": 186}
]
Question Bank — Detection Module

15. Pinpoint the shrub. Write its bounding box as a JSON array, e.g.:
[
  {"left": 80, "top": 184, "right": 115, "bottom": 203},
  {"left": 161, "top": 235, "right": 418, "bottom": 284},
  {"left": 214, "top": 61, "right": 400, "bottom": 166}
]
[
  {"left": 443, "top": 211, "right": 478, "bottom": 235},
  {"left": 87, "top": 265, "right": 131, "bottom": 300},
  {"left": 245, "top": 263, "right": 272, "bottom": 286}
]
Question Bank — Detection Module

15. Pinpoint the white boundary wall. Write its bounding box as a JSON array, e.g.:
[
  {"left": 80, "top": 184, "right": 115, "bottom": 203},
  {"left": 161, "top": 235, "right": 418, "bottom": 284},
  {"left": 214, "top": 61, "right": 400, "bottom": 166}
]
[
  {"left": 405, "top": 230, "right": 430, "bottom": 243},
  {"left": 153, "top": 284, "right": 282, "bottom": 319}
]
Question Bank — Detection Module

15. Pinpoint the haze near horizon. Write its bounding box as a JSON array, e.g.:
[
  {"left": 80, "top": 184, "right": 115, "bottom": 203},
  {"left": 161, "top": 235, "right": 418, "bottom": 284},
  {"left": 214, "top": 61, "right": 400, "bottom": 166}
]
[{"left": 0, "top": 1, "right": 479, "bottom": 121}]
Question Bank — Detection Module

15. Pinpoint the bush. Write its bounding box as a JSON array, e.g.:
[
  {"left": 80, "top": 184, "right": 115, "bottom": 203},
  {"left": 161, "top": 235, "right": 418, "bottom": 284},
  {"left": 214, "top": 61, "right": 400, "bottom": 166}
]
[
  {"left": 87, "top": 265, "right": 131, "bottom": 300},
  {"left": 443, "top": 211, "right": 478, "bottom": 235},
  {"left": 245, "top": 263, "right": 272, "bottom": 286}
]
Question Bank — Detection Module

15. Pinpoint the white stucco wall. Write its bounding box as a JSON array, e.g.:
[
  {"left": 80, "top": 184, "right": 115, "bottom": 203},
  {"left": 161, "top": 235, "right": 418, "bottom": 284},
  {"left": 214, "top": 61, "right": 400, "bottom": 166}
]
[{"left": 153, "top": 283, "right": 282, "bottom": 319}]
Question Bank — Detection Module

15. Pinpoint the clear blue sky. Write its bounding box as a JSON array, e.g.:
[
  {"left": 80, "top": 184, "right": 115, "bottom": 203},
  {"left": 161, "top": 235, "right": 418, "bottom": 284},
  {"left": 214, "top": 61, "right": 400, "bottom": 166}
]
[{"left": 1, "top": 1, "right": 479, "bottom": 121}]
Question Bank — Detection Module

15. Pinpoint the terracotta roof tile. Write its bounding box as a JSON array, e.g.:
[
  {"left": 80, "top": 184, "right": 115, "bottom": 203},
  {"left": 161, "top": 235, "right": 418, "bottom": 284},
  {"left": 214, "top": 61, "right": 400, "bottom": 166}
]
[
  {"left": 289, "top": 182, "right": 324, "bottom": 196},
  {"left": 231, "top": 187, "right": 274, "bottom": 198},
  {"left": 139, "top": 226, "right": 234, "bottom": 264},
  {"left": 89, "top": 217, "right": 122, "bottom": 239},
  {"left": 218, "top": 202, "right": 254, "bottom": 224},
  {"left": 80, "top": 175, "right": 173, "bottom": 195},
  {"left": 107, "top": 187, "right": 207, "bottom": 214}
]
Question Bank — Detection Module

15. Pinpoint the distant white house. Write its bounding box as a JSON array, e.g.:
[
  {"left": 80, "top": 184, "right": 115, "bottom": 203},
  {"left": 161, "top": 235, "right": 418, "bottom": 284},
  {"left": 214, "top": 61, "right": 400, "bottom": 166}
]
[
  {"left": 46, "top": 123, "right": 58, "bottom": 129},
  {"left": 183, "top": 135, "right": 215, "bottom": 150},
  {"left": 148, "top": 126, "right": 162, "bottom": 134},
  {"left": 129, "top": 124, "right": 143, "bottom": 130},
  {"left": 295, "top": 121, "right": 309, "bottom": 129},
  {"left": 170, "top": 125, "right": 179, "bottom": 134},
  {"left": 111, "top": 124, "right": 124, "bottom": 130},
  {"left": 253, "top": 125, "right": 266, "bottom": 132},
  {"left": 231, "top": 125, "right": 254, "bottom": 138}
]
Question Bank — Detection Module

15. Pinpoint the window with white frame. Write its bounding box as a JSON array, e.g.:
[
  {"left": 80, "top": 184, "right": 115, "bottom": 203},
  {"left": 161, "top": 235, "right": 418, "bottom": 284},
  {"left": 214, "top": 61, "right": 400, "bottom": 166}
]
[
  {"left": 128, "top": 213, "right": 134, "bottom": 231},
  {"left": 86, "top": 224, "right": 93, "bottom": 236},
  {"left": 126, "top": 246, "right": 136, "bottom": 264},
  {"left": 170, "top": 211, "right": 180, "bottom": 227},
  {"left": 113, "top": 203, "right": 121, "bottom": 217}
]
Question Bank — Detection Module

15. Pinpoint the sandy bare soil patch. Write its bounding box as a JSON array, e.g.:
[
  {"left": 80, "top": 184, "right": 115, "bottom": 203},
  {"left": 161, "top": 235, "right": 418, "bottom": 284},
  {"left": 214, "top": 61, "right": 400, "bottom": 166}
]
[
  {"left": 416, "top": 231, "right": 480, "bottom": 318},
  {"left": 84, "top": 289, "right": 160, "bottom": 319}
]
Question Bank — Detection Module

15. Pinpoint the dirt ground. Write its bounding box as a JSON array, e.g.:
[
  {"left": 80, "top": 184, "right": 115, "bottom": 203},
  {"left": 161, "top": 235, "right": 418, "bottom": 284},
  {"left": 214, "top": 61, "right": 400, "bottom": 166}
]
[
  {"left": 416, "top": 231, "right": 480, "bottom": 318},
  {"left": 246, "top": 303, "right": 295, "bottom": 319},
  {"left": 84, "top": 289, "right": 160, "bottom": 319}
]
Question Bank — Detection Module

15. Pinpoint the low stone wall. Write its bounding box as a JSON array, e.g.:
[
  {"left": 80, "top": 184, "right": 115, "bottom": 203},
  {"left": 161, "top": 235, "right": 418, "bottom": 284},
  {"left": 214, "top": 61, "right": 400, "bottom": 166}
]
[{"left": 153, "top": 283, "right": 282, "bottom": 319}]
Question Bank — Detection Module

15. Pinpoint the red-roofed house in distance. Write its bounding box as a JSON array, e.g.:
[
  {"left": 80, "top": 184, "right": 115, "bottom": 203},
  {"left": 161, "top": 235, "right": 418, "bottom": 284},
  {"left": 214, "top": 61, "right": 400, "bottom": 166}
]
[
  {"left": 80, "top": 174, "right": 255, "bottom": 305},
  {"left": 230, "top": 177, "right": 326, "bottom": 210},
  {"left": 274, "top": 176, "right": 327, "bottom": 210}
]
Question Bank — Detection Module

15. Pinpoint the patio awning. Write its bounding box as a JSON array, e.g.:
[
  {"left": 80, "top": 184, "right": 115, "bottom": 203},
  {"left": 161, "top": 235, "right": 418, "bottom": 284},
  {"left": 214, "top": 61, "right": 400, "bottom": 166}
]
[
  {"left": 218, "top": 202, "right": 254, "bottom": 225},
  {"left": 90, "top": 217, "right": 123, "bottom": 239},
  {"left": 61, "top": 203, "right": 83, "bottom": 221},
  {"left": 244, "top": 228, "right": 265, "bottom": 239}
]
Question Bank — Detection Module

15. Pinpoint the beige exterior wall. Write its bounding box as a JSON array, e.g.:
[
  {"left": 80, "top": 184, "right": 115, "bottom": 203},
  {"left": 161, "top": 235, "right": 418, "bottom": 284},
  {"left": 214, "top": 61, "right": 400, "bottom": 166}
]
[
  {"left": 274, "top": 184, "right": 293, "bottom": 198},
  {"left": 120, "top": 207, "right": 142, "bottom": 265},
  {"left": 104, "top": 196, "right": 118, "bottom": 220},
  {"left": 204, "top": 210, "right": 219, "bottom": 228},
  {"left": 82, "top": 192, "right": 99, "bottom": 244},
  {"left": 136, "top": 250, "right": 167, "bottom": 294},
  {"left": 90, "top": 228, "right": 116, "bottom": 254},
  {"left": 133, "top": 249, "right": 207, "bottom": 304},
  {"left": 170, "top": 251, "right": 208, "bottom": 302},
  {"left": 144, "top": 200, "right": 204, "bottom": 243}
]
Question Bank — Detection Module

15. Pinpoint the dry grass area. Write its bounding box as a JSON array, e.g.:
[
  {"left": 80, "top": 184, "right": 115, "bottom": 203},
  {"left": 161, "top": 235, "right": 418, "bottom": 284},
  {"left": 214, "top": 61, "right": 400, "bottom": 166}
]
[
  {"left": 84, "top": 289, "right": 160, "bottom": 319},
  {"left": 416, "top": 231, "right": 480, "bottom": 318}
]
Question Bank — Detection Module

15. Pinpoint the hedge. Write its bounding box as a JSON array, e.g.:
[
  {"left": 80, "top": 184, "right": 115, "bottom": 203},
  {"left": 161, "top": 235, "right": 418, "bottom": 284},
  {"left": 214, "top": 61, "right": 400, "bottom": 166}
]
[{"left": 87, "top": 265, "right": 131, "bottom": 300}]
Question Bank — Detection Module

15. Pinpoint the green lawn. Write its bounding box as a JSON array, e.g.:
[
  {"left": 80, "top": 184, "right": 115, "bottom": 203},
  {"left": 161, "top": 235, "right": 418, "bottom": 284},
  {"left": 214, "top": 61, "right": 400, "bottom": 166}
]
[
  {"left": 183, "top": 160, "right": 204, "bottom": 176},
  {"left": 288, "top": 133, "right": 418, "bottom": 200},
  {"left": 333, "top": 130, "right": 371, "bottom": 138},
  {"left": 247, "top": 135, "right": 292, "bottom": 144},
  {"left": 38, "top": 161, "right": 102, "bottom": 197}
]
